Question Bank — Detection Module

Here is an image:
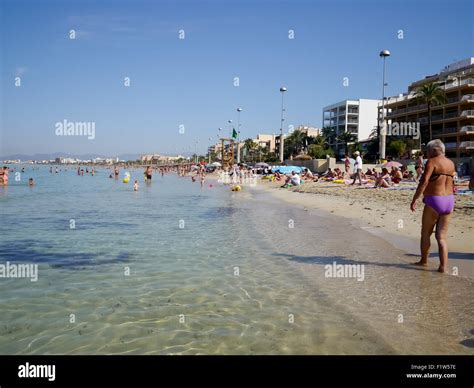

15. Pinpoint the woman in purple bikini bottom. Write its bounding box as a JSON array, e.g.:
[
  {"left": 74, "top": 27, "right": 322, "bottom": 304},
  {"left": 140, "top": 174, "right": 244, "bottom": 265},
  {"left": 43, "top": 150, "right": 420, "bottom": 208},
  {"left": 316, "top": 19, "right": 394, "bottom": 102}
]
[{"left": 410, "top": 139, "right": 456, "bottom": 273}]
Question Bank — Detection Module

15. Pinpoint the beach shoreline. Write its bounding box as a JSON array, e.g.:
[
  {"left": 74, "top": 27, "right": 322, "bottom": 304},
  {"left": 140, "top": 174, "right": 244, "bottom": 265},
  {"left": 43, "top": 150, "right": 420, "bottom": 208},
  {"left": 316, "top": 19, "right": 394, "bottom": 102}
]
[{"left": 245, "top": 177, "right": 474, "bottom": 279}]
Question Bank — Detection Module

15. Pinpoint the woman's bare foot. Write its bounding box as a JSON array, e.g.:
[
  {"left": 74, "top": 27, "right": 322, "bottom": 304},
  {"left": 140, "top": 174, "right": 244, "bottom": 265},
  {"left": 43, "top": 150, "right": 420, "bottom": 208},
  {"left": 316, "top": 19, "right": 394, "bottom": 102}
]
[
  {"left": 438, "top": 266, "right": 446, "bottom": 273},
  {"left": 413, "top": 260, "right": 428, "bottom": 267}
]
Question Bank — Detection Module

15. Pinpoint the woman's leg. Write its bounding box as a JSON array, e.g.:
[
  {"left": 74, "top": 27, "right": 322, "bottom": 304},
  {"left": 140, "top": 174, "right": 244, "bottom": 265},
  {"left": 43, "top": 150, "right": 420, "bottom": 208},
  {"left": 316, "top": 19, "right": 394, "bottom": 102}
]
[
  {"left": 415, "top": 204, "right": 438, "bottom": 266},
  {"left": 435, "top": 213, "right": 452, "bottom": 273}
]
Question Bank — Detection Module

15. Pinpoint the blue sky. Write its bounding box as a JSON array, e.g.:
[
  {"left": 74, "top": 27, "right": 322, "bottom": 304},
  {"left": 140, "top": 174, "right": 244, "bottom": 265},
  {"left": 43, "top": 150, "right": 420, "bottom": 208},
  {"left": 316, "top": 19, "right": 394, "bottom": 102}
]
[{"left": 1, "top": 0, "right": 473, "bottom": 157}]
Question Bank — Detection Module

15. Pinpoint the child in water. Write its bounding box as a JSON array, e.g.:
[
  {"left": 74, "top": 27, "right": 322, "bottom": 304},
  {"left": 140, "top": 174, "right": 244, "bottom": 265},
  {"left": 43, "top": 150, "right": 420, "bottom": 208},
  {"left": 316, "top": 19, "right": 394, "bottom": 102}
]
[
  {"left": 28, "top": 178, "right": 35, "bottom": 186},
  {"left": 133, "top": 180, "right": 139, "bottom": 191}
]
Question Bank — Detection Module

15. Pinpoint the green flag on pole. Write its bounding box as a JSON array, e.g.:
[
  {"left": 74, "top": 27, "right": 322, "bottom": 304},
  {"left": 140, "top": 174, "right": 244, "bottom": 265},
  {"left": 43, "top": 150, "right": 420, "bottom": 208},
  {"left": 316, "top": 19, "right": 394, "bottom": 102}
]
[{"left": 232, "top": 128, "right": 238, "bottom": 139}]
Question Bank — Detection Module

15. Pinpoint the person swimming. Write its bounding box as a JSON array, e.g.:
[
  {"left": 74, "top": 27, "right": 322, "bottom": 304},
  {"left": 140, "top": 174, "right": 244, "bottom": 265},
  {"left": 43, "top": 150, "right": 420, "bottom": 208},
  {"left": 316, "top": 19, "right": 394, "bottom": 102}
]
[
  {"left": 133, "top": 180, "right": 139, "bottom": 191},
  {"left": 28, "top": 178, "right": 35, "bottom": 186}
]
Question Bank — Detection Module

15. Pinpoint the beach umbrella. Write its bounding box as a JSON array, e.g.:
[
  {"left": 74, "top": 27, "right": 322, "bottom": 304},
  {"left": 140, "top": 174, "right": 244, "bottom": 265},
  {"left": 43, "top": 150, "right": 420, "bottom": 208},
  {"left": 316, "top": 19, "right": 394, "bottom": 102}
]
[
  {"left": 255, "top": 162, "right": 269, "bottom": 168},
  {"left": 383, "top": 161, "right": 402, "bottom": 168},
  {"left": 272, "top": 166, "right": 304, "bottom": 174},
  {"left": 211, "top": 161, "right": 222, "bottom": 166},
  {"left": 406, "top": 164, "right": 417, "bottom": 174}
]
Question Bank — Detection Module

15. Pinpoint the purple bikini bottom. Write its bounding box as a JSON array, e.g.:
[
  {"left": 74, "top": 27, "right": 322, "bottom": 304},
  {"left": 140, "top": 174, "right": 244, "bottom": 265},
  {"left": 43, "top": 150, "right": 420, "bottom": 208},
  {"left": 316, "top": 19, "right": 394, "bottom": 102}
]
[{"left": 423, "top": 195, "right": 455, "bottom": 215}]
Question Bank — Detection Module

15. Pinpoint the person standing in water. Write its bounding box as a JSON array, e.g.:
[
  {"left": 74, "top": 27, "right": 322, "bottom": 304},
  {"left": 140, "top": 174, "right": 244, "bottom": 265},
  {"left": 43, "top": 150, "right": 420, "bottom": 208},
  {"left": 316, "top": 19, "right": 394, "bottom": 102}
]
[
  {"left": 0, "top": 166, "right": 9, "bottom": 185},
  {"left": 144, "top": 166, "right": 153, "bottom": 182},
  {"left": 410, "top": 140, "right": 455, "bottom": 273}
]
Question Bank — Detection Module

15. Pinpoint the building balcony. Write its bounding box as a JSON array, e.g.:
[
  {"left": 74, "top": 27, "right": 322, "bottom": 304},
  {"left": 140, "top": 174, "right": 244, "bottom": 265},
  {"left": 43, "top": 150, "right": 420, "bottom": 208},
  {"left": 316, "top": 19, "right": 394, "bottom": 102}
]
[
  {"left": 407, "top": 104, "right": 427, "bottom": 113},
  {"left": 446, "top": 96, "right": 460, "bottom": 104},
  {"left": 461, "top": 125, "right": 474, "bottom": 133},
  {"left": 387, "top": 109, "right": 407, "bottom": 117},
  {"left": 461, "top": 110, "right": 474, "bottom": 118},
  {"left": 445, "top": 142, "right": 457, "bottom": 149},
  {"left": 461, "top": 94, "right": 474, "bottom": 102},
  {"left": 444, "top": 127, "right": 458, "bottom": 134},
  {"left": 445, "top": 111, "right": 459, "bottom": 119},
  {"left": 444, "top": 78, "right": 474, "bottom": 90},
  {"left": 460, "top": 141, "right": 474, "bottom": 149}
]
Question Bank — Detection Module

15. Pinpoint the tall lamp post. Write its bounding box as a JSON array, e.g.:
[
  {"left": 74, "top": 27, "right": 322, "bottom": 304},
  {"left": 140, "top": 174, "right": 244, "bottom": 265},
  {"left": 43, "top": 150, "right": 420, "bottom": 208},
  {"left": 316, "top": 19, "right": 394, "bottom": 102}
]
[
  {"left": 236, "top": 108, "right": 243, "bottom": 163},
  {"left": 227, "top": 120, "right": 232, "bottom": 139},
  {"left": 195, "top": 140, "right": 199, "bottom": 163},
  {"left": 379, "top": 50, "right": 390, "bottom": 161},
  {"left": 279, "top": 87, "right": 287, "bottom": 163}
]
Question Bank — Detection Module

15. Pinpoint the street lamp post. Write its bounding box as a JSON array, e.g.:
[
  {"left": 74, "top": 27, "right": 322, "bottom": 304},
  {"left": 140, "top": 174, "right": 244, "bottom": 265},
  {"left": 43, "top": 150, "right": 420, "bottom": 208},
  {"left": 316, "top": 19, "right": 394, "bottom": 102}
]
[
  {"left": 279, "top": 87, "right": 287, "bottom": 163},
  {"left": 379, "top": 50, "right": 390, "bottom": 161},
  {"left": 236, "top": 108, "right": 242, "bottom": 163},
  {"left": 195, "top": 140, "right": 199, "bottom": 163},
  {"left": 227, "top": 120, "right": 232, "bottom": 139},
  {"left": 208, "top": 137, "right": 213, "bottom": 163}
]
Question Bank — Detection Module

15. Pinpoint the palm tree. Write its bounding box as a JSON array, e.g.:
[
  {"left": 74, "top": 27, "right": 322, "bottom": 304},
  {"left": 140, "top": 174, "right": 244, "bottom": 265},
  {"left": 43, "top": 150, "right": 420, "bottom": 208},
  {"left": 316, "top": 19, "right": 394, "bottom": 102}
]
[
  {"left": 322, "top": 127, "right": 333, "bottom": 144},
  {"left": 256, "top": 145, "right": 266, "bottom": 162},
  {"left": 414, "top": 82, "right": 446, "bottom": 141},
  {"left": 311, "top": 134, "right": 329, "bottom": 147},
  {"left": 243, "top": 138, "right": 257, "bottom": 162},
  {"left": 336, "top": 131, "right": 357, "bottom": 154},
  {"left": 286, "top": 130, "right": 306, "bottom": 156}
]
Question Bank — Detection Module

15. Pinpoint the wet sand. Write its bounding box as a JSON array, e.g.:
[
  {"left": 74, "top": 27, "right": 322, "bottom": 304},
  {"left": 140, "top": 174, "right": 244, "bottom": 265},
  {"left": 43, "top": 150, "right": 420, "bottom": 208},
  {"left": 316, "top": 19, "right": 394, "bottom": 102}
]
[
  {"left": 254, "top": 178, "right": 474, "bottom": 279},
  {"left": 241, "top": 181, "right": 474, "bottom": 354}
]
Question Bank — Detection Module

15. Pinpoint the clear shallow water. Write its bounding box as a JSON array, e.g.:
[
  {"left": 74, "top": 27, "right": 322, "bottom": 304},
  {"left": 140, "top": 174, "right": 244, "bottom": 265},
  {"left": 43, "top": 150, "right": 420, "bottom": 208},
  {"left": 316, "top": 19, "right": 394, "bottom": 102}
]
[{"left": 0, "top": 166, "right": 473, "bottom": 354}]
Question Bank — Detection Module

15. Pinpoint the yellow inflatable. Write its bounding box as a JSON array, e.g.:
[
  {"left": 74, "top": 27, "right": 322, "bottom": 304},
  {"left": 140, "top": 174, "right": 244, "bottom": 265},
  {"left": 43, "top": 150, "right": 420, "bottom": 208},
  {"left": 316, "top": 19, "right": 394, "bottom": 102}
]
[
  {"left": 123, "top": 172, "right": 130, "bottom": 184},
  {"left": 333, "top": 179, "right": 345, "bottom": 184},
  {"left": 232, "top": 185, "right": 242, "bottom": 191}
]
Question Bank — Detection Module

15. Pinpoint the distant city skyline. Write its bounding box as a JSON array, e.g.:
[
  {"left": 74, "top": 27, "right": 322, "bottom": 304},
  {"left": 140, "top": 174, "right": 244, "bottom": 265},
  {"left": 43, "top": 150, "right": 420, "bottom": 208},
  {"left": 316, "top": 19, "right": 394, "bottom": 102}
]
[{"left": 1, "top": 0, "right": 473, "bottom": 157}]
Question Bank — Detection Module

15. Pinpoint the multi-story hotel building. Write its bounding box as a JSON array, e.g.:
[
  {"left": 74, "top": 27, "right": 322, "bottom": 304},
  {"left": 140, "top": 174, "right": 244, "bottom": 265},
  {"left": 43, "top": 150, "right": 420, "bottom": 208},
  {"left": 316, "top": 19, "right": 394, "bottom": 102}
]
[
  {"left": 384, "top": 58, "right": 474, "bottom": 158},
  {"left": 294, "top": 125, "right": 322, "bottom": 138},
  {"left": 322, "top": 99, "right": 380, "bottom": 156}
]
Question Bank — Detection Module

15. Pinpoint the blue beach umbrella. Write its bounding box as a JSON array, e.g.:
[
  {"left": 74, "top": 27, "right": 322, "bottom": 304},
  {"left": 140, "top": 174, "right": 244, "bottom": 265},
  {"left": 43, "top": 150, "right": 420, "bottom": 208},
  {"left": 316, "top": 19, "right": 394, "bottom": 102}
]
[{"left": 271, "top": 166, "right": 304, "bottom": 174}]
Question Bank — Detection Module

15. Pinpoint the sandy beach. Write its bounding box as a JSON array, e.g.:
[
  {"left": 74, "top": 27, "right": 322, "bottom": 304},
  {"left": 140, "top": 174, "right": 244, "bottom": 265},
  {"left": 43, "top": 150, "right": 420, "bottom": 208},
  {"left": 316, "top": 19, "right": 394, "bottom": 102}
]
[{"left": 248, "top": 176, "right": 473, "bottom": 278}]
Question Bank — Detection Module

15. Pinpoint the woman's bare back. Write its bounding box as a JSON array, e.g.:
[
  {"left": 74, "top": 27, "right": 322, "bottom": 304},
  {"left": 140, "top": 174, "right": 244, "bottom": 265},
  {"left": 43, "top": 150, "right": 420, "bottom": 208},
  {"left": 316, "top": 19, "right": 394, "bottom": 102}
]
[{"left": 424, "top": 155, "right": 455, "bottom": 196}]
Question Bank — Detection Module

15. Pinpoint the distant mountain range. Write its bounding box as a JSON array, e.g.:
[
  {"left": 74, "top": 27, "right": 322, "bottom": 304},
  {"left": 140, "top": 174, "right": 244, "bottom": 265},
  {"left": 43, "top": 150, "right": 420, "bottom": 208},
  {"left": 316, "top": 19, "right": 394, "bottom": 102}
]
[{"left": 0, "top": 152, "right": 141, "bottom": 161}]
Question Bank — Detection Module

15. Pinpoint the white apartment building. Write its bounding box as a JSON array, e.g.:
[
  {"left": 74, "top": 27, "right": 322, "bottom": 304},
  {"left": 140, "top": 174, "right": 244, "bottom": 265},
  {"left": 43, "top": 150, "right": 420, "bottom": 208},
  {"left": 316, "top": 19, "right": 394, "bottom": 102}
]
[{"left": 322, "top": 99, "right": 380, "bottom": 156}]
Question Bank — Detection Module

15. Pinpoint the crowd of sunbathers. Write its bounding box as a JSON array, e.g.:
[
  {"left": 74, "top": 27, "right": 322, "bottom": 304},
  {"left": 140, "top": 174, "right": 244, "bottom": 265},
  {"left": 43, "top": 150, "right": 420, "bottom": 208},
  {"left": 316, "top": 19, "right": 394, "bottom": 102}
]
[{"left": 269, "top": 164, "right": 420, "bottom": 189}]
